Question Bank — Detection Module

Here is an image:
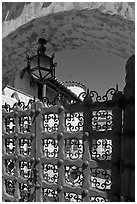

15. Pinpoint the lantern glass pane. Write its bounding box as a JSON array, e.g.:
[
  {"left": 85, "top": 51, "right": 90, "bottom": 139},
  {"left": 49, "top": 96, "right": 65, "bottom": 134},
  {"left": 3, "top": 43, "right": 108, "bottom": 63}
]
[
  {"left": 39, "top": 55, "right": 51, "bottom": 68},
  {"left": 32, "top": 69, "right": 40, "bottom": 79}
]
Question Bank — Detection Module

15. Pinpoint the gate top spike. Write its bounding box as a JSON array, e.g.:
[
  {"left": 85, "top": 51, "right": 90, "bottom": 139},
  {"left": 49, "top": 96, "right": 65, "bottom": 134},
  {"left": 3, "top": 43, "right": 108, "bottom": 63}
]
[
  {"left": 86, "top": 88, "right": 90, "bottom": 96},
  {"left": 116, "top": 84, "right": 119, "bottom": 92},
  {"left": 83, "top": 88, "right": 93, "bottom": 104}
]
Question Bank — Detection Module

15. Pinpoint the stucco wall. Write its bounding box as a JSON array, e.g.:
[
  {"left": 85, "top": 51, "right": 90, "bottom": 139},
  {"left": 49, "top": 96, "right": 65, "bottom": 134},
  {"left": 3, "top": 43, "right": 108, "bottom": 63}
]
[
  {"left": 14, "top": 71, "right": 38, "bottom": 97},
  {"left": 2, "top": 85, "right": 34, "bottom": 106}
]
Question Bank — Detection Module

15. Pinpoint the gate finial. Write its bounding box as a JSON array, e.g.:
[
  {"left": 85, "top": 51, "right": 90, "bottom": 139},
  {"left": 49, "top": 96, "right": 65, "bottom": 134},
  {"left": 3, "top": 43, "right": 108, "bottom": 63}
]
[
  {"left": 116, "top": 84, "right": 119, "bottom": 92},
  {"left": 87, "top": 88, "right": 90, "bottom": 96},
  {"left": 83, "top": 88, "right": 93, "bottom": 105}
]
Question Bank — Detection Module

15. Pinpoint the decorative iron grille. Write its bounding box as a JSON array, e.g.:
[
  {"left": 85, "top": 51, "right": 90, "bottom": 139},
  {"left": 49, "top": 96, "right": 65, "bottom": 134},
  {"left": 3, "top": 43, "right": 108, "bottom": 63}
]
[
  {"left": 19, "top": 138, "right": 31, "bottom": 156},
  {"left": 5, "top": 117, "right": 15, "bottom": 133},
  {"left": 2, "top": 87, "right": 122, "bottom": 202},
  {"left": 5, "top": 138, "right": 15, "bottom": 155},
  {"left": 42, "top": 138, "right": 59, "bottom": 158},
  {"left": 90, "top": 168, "right": 112, "bottom": 190},
  {"left": 65, "top": 138, "right": 83, "bottom": 160},
  {"left": 5, "top": 180, "right": 16, "bottom": 196},
  {"left": 90, "top": 196, "right": 108, "bottom": 202},
  {"left": 43, "top": 188, "right": 59, "bottom": 202},
  {"left": 19, "top": 183, "right": 31, "bottom": 202},
  {"left": 19, "top": 116, "right": 32, "bottom": 133},
  {"left": 91, "top": 139, "right": 112, "bottom": 161},
  {"left": 92, "top": 110, "right": 113, "bottom": 132},
  {"left": 43, "top": 113, "right": 59, "bottom": 133},
  {"left": 43, "top": 163, "right": 58, "bottom": 184},
  {"left": 19, "top": 161, "right": 31, "bottom": 178},
  {"left": 65, "top": 112, "right": 84, "bottom": 132},
  {"left": 64, "top": 192, "right": 83, "bottom": 202},
  {"left": 5, "top": 159, "right": 16, "bottom": 176}
]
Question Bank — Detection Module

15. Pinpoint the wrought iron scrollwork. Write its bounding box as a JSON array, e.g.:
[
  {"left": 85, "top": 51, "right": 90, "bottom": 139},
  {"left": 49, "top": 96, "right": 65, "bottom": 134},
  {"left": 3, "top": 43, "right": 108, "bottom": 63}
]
[
  {"left": 19, "top": 160, "right": 41, "bottom": 201},
  {"left": 5, "top": 117, "right": 15, "bottom": 133},
  {"left": 5, "top": 159, "right": 16, "bottom": 176},
  {"left": 24, "top": 99, "right": 35, "bottom": 110},
  {"left": 19, "top": 161, "right": 31, "bottom": 178},
  {"left": 42, "top": 97, "right": 56, "bottom": 107},
  {"left": 64, "top": 192, "right": 83, "bottom": 202},
  {"left": 5, "top": 180, "right": 16, "bottom": 196},
  {"left": 43, "top": 139, "right": 59, "bottom": 158},
  {"left": 43, "top": 113, "right": 59, "bottom": 133},
  {"left": 89, "top": 91, "right": 102, "bottom": 102},
  {"left": 78, "top": 91, "right": 87, "bottom": 101},
  {"left": 19, "top": 183, "right": 31, "bottom": 202},
  {"left": 65, "top": 112, "right": 84, "bottom": 132},
  {"left": 2, "top": 99, "right": 35, "bottom": 112},
  {"left": 19, "top": 116, "right": 32, "bottom": 133},
  {"left": 90, "top": 196, "right": 108, "bottom": 202},
  {"left": 65, "top": 138, "right": 83, "bottom": 160},
  {"left": 92, "top": 110, "right": 113, "bottom": 131},
  {"left": 102, "top": 88, "right": 116, "bottom": 102},
  {"left": 78, "top": 87, "right": 117, "bottom": 102},
  {"left": 13, "top": 100, "right": 34, "bottom": 111},
  {"left": 2, "top": 103, "right": 11, "bottom": 112},
  {"left": 91, "top": 168, "right": 112, "bottom": 190},
  {"left": 65, "top": 165, "right": 84, "bottom": 187},
  {"left": 5, "top": 138, "right": 15, "bottom": 155},
  {"left": 91, "top": 139, "right": 112, "bottom": 160},
  {"left": 42, "top": 94, "right": 76, "bottom": 107},
  {"left": 43, "top": 188, "right": 58, "bottom": 202},
  {"left": 23, "top": 162, "right": 41, "bottom": 201},
  {"left": 43, "top": 163, "right": 58, "bottom": 184},
  {"left": 78, "top": 90, "right": 101, "bottom": 102},
  {"left": 19, "top": 139, "right": 31, "bottom": 156}
]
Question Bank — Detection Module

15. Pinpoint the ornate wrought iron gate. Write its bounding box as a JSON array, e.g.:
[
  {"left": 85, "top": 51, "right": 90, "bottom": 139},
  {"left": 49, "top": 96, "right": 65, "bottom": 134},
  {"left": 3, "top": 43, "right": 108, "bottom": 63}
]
[{"left": 2, "top": 88, "right": 123, "bottom": 202}]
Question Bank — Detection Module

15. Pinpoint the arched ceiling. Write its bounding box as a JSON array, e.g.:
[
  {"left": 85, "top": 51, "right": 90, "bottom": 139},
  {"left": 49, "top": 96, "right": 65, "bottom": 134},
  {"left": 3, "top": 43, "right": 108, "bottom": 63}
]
[{"left": 2, "top": 2, "right": 135, "bottom": 89}]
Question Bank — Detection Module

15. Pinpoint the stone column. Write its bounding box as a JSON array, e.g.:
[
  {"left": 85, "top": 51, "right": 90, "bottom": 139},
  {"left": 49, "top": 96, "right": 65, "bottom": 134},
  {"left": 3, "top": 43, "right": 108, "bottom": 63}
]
[{"left": 121, "top": 55, "right": 135, "bottom": 201}]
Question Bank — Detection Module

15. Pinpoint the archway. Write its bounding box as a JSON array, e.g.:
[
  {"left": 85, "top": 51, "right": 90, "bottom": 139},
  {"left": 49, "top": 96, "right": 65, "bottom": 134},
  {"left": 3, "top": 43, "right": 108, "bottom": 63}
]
[{"left": 2, "top": 2, "right": 135, "bottom": 89}]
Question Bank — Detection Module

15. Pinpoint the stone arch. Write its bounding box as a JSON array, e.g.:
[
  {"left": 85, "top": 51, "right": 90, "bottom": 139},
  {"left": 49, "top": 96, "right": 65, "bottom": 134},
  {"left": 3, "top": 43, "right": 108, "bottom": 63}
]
[{"left": 2, "top": 2, "right": 135, "bottom": 89}]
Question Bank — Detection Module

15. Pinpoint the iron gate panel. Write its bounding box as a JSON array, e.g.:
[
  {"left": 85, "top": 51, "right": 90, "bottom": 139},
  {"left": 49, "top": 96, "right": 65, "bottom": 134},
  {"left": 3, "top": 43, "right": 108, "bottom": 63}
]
[
  {"left": 2, "top": 103, "right": 36, "bottom": 202},
  {"left": 2, "top": 89, "right": 122, "bottom": 202}
]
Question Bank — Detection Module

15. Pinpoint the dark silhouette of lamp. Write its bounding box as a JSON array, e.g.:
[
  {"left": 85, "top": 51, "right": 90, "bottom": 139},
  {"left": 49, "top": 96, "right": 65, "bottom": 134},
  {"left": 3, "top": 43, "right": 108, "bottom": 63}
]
[{"left": 21, "top": 38, "right": 57, "bottom": 81}]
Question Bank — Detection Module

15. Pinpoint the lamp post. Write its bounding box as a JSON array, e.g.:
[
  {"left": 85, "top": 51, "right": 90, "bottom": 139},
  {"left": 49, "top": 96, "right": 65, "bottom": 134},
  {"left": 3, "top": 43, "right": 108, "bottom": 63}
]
[{"left": 21, "top": 38, "right": 56, "bottom": 82}]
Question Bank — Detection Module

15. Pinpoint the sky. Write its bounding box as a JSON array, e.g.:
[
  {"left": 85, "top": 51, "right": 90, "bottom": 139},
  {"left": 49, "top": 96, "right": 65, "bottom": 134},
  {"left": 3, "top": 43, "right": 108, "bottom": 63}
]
[{"left": 55, "top": 48, "right": 126, "bottom": 96}]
